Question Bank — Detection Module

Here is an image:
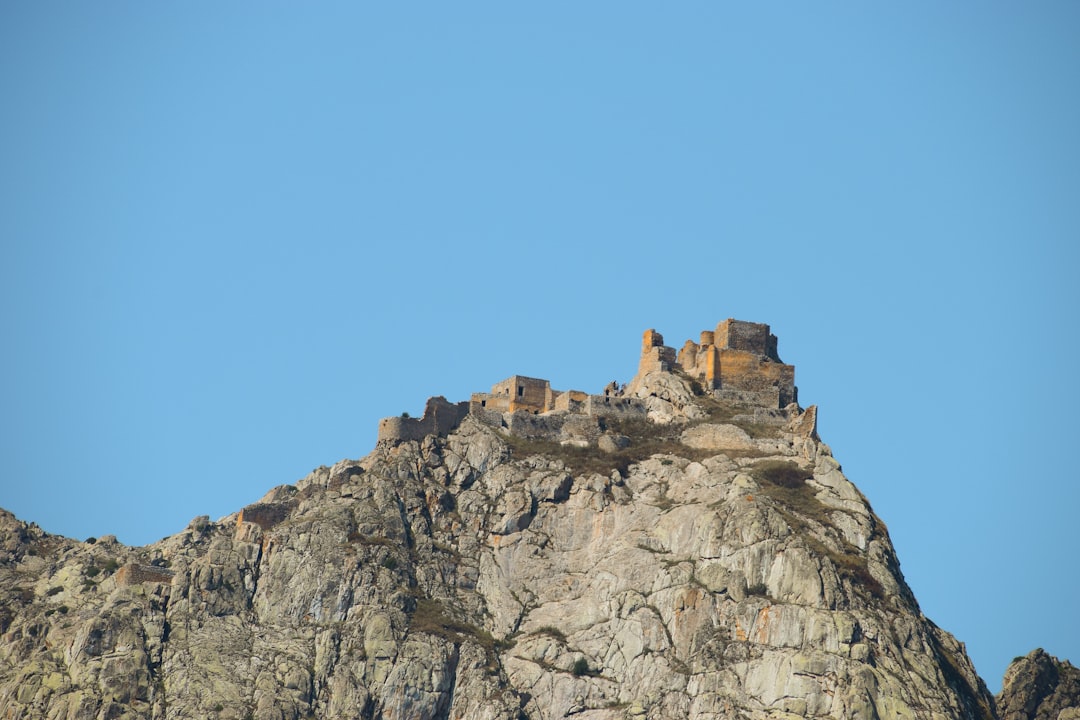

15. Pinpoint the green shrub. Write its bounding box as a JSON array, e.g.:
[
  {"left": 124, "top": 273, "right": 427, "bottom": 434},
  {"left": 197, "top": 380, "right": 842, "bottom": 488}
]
[
  {"left": 571, "top": 657, "right": 590, "bottom": 676},
  {"left": 750, "top": 460, "right": 831, "bottom": 528},
  {"left": 533, "top": 626, "right": 567, "bottom": 643},
  {"left": 410, "top": 598, "right": 474, "bottom": 643},
  {"left": 802, "top": 535, "right": 885, "bottom": 600},
  {"left": 500, "top": 416, "right": 713, "bottom": 481},
  {"left": 348, "top": 532, "right": 396, "bottom": 546},
  {"left": 653, "top": 494, "right": 675, "bottom": 511},
  {"left": 751, "top": 460, "right": 812, "bottom": 488},
  {"left": 746, "top": 581, "right": 769, "bottom": 597},
  {"left": 409, "top": 597, "right": 509, "bottom": 664}
]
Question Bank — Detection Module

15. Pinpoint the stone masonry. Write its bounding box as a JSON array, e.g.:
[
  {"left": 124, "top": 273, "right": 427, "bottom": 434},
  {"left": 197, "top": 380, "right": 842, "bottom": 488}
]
[
  {"left": 377, "top": 396, "right": 471, "bottom": 444},
  {"left": 115, "top": 563, "right": 175, "bottom": 586},
  {"left": 236, "top": 502, "right": 294, "bottom": 531},
  {"left": 658, "top": 318, "right": 797, "bottom": 408},
  {"left": 472, "top": 376, "right": 555, "bottom": 415},
  {"left": 377, "top": 318, "right": 797, "bottom": 444}
]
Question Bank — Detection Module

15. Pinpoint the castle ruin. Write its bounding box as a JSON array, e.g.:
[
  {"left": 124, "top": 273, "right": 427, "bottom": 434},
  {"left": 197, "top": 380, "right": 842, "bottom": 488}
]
[
  {"left": 377, "top": 318, "right": 797, "bottom": 445},
  {"left": 637, "top": 318, "right": 797, "bottom": 408},
  {"left": 377, "top": 396, "right": 471, "bottom": 444},
  {"left": 468, "top": 376, "right": 643, "bottom": 418}
]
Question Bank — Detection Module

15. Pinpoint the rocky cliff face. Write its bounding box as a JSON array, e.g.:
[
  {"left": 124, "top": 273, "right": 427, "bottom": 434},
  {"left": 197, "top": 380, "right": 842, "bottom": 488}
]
[
  {"left": 0, "top": 333, "right": 1070, "bottom": 719},
  {"left": 997, "top": 650, "right": 1080, "bottom": 720}
]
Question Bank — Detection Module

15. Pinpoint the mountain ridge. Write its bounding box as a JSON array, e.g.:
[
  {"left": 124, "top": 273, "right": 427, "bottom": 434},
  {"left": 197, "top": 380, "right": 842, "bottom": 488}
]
[{"left": 0, "top": 318, "right": 1074, "bottom": 719}]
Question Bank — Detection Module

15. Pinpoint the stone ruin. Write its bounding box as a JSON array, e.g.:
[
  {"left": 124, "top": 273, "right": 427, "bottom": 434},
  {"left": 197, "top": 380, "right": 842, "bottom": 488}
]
[
  {"left": 469, "top": 375, "right": 644, "bottom": 419},
  {"left": 115, "top": 563, "right": 175, "bottom": 587},
  {"left": 377, "top": 376, "right": 646, "bottom": 447},
  {"left": 236, "top": 502, "right": 294, "bottom": 532},
  {"left": 636, "top": 318, "right": 797, "bottom": 409},
  {"left": 377, "top": 396, "right": 472, "bottom": 445},
  {"left": 376, "top": 318, "right": 797, "bottom": 445}
]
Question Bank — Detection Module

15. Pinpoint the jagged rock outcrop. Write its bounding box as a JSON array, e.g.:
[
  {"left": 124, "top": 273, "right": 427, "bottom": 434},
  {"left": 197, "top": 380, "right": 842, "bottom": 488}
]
[
  {"left": 998, "top": 649, "right": 1080, "bottom": 720},
  {"left": 0, "top": 321, "right": 1072, "bottom": 719}
]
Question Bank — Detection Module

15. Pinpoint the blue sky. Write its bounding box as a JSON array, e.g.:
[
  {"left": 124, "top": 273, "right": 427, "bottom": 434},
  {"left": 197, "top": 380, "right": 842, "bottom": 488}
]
[{"left": 2, "top": 3, "right": 1077, "bottom": 692}]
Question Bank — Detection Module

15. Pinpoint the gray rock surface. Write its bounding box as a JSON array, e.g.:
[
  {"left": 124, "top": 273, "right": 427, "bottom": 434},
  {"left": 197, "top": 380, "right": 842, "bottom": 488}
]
[
  {"left": 0, "top": 367, "right": 1065, "bottom": 719},
  {"left": 997, "top": 649, "right": 1080, "bottom": 720}
]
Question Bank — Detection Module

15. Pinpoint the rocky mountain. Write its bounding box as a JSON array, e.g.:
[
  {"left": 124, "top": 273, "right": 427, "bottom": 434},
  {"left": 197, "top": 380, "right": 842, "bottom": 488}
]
[
  {"left": 997, "top": 650, "right": 1080, "bottom": 720},
  {"left": 0, "top": 319, "right": 1071, "bottom": 719}
]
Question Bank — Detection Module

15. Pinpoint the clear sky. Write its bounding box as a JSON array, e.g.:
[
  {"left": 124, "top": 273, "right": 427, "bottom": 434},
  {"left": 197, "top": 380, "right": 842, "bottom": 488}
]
[{"left": 2, "top": 2, "right": 1077, "bottom": 693}]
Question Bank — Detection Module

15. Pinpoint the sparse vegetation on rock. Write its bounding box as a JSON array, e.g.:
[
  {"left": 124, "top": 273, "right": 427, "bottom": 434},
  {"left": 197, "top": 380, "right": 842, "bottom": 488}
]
[{"left": 0, "top": 319, "right": 1060, "bottom": 719}]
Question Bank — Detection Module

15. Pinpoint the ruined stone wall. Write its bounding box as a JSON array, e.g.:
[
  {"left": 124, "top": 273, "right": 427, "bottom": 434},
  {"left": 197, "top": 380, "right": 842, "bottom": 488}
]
[
  {"left": 115, "top": 564, "right": 175, "bottom": 586},
  {"left": 505, "top": 412, "right": 567, "bottom": 441},
  {"left": 377, "top": 396, "right": 470, "bottom": 444},
  {"left": 470, "top": 392, "right": 510, "bottom": 413},
  {"left": 584, "top": 394, "right": 647, "bottom": 419},
  {"left": 715, "top": 348, "right": 796, "bottom": 407},
  {"left": 638, "top": 319, "right": 797, "bottom": 409},
  {"left": 715, "top": 319, "right": 781, "bottom": 361},
  {"left": 678, "top": 344, "right": 796, "bottom": 407},
  {"left": 678, "top": 341, "right": 719, "bottom": 388},
  {"left": 552, "top": 390, "right": 588, "bottom": 413},
  {"left": 377, "top": 416, "right": 413, "bottom": 443},
  {"left": 469, "top": 407, "right": 510, "bottom": 430},
  {"left": 679, "top": 339, "right": 699, "bottom": 370},
  {"left": 237, "top": 503, "right": 292, "bottom": 531},
  {"left": 489, "top": 375, "right": 551, "bottom": 414},
  {"left": 504, "top": 411, "right": 604, "bottom": 445},
  {"left": 516, "top": 376, "right": 552, "bottom": 413},
  {"left": 637, "top": 330, "right": 677, "bottom": 377},
  {"left": 380, "top": 318, "right": 792, "bottom": 447},
  {"left": 472, "top": 375, "right": 553, "bottom": 414}
]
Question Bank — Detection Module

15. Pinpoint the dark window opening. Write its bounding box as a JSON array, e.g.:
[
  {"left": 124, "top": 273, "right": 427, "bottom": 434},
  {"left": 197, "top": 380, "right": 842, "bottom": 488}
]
[{"left": 518, "top": 386, "right": 524, "bottom": 397}]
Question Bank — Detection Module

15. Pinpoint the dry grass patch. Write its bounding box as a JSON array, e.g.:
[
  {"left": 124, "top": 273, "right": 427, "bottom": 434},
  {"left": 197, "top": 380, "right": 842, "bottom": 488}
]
[{"left": 749, "top": 459, "right": 885, "bottom": 601}]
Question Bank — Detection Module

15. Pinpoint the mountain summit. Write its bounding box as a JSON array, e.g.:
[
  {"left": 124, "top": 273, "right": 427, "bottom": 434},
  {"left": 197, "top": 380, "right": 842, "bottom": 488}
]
[{"left": 0, "top": 318, "right": 1071, "bottom": 719}]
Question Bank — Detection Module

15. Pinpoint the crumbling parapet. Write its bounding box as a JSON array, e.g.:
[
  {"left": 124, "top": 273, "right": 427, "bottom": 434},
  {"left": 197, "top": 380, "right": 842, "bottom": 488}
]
[{"left": 377, "top": 396, "right": 470, "bottom": 445}]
